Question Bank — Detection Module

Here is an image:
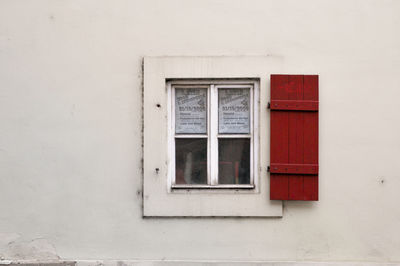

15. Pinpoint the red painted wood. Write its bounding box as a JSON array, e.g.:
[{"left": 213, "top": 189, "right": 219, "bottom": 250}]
[
  {"left": 270, "top": 75, "right": 289, "bottom": 200},
  {"left": 303, "top": 75, "right": 319, "bottom": 200},
  {"left": 270, "top": 74, "right": 319, "bottom": 201},
  {"left": 270, "top": 100, "right": 318, "bottom": 111},
  {"left": 288, "top": 75, "right": 304, "bottom": 200},
  {"left": 270, "top": 163, "right": 318, "bottom": 175}
]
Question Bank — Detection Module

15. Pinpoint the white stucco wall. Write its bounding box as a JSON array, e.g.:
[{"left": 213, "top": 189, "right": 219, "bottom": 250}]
[{"left": 0, "top": 0, "right": 400, "bottom": 263}]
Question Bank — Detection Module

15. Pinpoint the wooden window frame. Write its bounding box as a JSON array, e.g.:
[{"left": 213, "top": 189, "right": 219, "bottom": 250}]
[{"left": 167, "top": 79, "right": 259, "bottom": 191}]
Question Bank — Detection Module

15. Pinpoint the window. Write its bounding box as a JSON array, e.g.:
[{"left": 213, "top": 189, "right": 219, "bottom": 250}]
[
  {"left": 143, "top": 56, "right": 282, "bottom": 217},
  {"left": 167, "top": 79, "right": 259, "bottom": 189}
]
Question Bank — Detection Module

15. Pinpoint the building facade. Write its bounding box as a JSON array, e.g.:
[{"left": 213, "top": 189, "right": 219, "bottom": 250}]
[{"left": 0, "top": 0, "right": 400, "bottom": 265}]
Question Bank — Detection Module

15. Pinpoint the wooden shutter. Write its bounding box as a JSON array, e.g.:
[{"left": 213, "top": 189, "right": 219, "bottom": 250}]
[{"left": 269, "top": 75, "right": 319, "bottom": 201}]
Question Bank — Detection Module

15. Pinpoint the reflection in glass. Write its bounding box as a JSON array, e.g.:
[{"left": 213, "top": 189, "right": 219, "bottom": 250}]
[
  {"left": 218, "top": 138, "right": 250, "bottom": 184},
  {"left": 175, "top": 138, "right": 207, "bottom": 184}
]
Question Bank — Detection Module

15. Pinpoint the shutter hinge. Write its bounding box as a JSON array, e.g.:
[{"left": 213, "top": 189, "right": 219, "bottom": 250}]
[
  {"left": 267, "top": 102, "right": 271, "bottom": 109},
  {"left": 267, "top": 166, "right": 270, "bottom": 172}
]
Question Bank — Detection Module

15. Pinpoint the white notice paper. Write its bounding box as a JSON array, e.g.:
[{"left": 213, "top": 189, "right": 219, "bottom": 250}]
[
  {"left": 218, "top": 88, "right": 250, "bottom": 134},
  {"left": 175, "top": 88, "right": 207, "bottom": 134}
]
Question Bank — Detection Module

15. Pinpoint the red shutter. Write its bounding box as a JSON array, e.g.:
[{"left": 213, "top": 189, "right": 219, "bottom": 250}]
[{"left": 270, "top": 74, "right": 319, "bottom": 201}]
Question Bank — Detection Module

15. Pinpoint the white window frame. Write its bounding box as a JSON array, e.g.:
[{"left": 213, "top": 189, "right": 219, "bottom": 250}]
[{"left": 167, "top": 79, "right": 259, "bottom": 191}]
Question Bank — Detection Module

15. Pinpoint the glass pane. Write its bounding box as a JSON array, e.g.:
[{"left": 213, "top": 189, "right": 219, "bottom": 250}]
[
  {"left": 175, "top": 88, "right": 207, "bottom": 134},
  {"left": 218, "top": 88, "right": 250, "bottom": 134},
  {"left": 175, "top": 138, "right": 207, "bottom": 185},
  {"left": 218, "top": 138, "right": 250, "bottom": 184}
]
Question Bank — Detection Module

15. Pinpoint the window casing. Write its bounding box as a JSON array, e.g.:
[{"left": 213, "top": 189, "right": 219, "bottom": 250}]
[
  {"left": 144, "top": 56, "right": 281, "bottom": 217},
  {"left": 167, "top": 79, "right": 259, "bottom": 190}
]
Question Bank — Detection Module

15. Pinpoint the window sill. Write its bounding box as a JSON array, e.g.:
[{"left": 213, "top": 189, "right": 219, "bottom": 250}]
[{"left": 171, "top": 184, "right": 255, "bottom": 190}]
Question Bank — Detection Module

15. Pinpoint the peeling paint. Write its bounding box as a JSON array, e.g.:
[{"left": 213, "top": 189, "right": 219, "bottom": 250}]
[{"left": 1, "top": 237, "right": 59, "bottom": 261}]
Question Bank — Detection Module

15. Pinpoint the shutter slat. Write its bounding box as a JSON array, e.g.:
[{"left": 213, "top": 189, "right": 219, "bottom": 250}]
[
  {"left": 288, "top": 75, "right": 304, "bottom": 200},
  {"left": 303, "top": 75, "right": 319, "bottom": 200},
  {"left": 270, "top": 75, "right": 289, "bottom": 200}
]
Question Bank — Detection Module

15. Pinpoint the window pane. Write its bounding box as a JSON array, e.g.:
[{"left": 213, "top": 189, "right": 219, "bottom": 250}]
[
  {"left": 218, "top": 138, "right": 250, "bottom": 184},
  {"left": 218, "top": 88, "right": 250, "bottom": 134},
  {"left": 175, "top": 138, "right": 207, "bottom": 184},
  {"left": 175, "top": 88, "right": 207, "bottom": 134}
]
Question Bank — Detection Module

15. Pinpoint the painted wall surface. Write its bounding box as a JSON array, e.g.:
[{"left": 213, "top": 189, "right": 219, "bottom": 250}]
[{"left": 0, "top": 0, "right": 400, "bottom": 263}]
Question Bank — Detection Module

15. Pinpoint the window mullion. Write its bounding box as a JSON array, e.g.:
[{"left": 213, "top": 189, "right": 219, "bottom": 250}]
[{"left": 210, "top": 84, "right": 219, "bottom": 185}]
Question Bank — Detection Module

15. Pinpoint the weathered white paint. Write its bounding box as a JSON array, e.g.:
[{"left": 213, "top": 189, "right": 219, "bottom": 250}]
[
  {"left": 76, "top": 261, "right": 400, "bottom": 266},
  {"left": 2, "top": 261, "right": 400, "bottom": 266},
  {"left": 0, "top": 0, "right": 400, "bottom": 263}
]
